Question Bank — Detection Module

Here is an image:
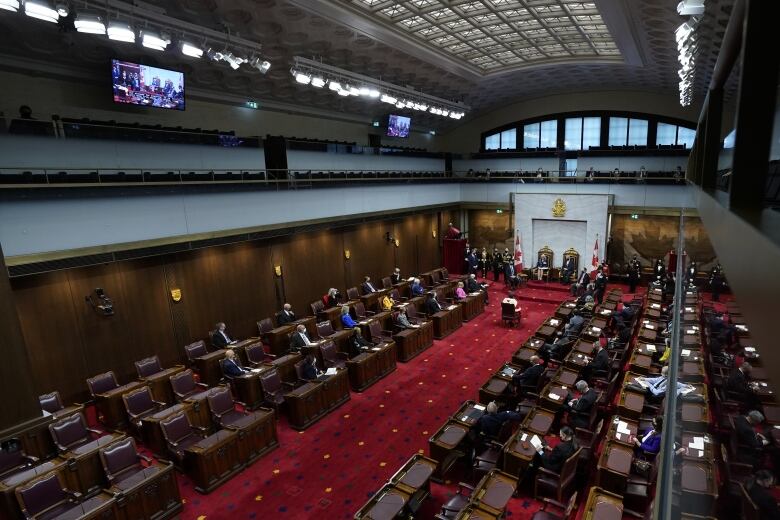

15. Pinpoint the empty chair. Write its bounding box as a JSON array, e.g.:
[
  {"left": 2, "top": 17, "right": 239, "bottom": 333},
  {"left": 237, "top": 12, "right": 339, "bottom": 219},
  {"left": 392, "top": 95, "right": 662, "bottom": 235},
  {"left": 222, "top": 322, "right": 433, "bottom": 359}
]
[
  {"left": 245, "top": 342, "right": 270, "bottom": 366},
  {"left": 352, "top": 302, "right": 375, "bottom": 321},
  {"left": 86, "top": 371, "right": 119, "bottom": 398},
  {"left": 310, "top": 300, "right": 325, "bottom": 318},
  {"left": 436, "top": 482, "right": 474, "bottom": 518},
  {"left": 159, "top": 412, "right": 208, "bottom": 467},
  {"left": 169, "top": 369, "right": 209, "bottom": 401},
  {"left": 134, "top": 355, "right": 165, "bottom": 378},
  {"left": 0, "top": 439, "right": 36, "bottom": 480},
  {"left": 316, "top": 320, "right": 342, "bottom": 340},
  {"left": 257, "top": 317, "right": 274, "bottom": 336},
  {"left": 48, "top": 413, "right": 111, "bottom": 454},
  {"left": 122, "top": 387, "right": 166, "bottom": 434},
  {"left": 367, "top": 320, "right": 393, "bottom": 343},
  {"left": 320, "top": 341, "right": 348, "bottom": 369},
  {"left": 207, "top": 386, "right": 257, "bottom": 429},
  {"left": 530, "top": 491, "right": 579, "bottom": 520},
  {"left": 99, "top": 437, "right": 152, "bottom": 487},
  {"left": 184, "top": 340, "right": 209, "bottom": 365},
  {"left": 346, "top": 287, "right": 360, "bottom": 300},
  {"left": 381, "top": 277, "right": 392, "bottom": 289},
  {"left": 15, "top": 472, "right": 112, "bottom": 520},
  {"left": 38, "top": 391, "right": 83, "bottom": 420},
  {"left": 259, "top": 369, "right": 294, "bottom": 410}
]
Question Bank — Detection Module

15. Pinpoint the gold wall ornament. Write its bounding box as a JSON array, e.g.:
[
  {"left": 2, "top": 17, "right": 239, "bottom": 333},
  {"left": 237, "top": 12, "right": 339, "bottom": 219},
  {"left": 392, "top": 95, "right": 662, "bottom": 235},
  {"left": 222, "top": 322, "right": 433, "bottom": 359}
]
[
  {"left": 432, "top": 230, "right": 437, "bottom": 238},
  {"left": 274, "top": 265, "right": 282, "bottom": 277},
  {"left": 552, "top": 198, "right": 567, "bottom": 218},
  {"left": 170, "top": 288, "right": 182, "bottom": 302},
  {"left": 344, "top": 249, "right": 351, "bottom": 260},
  {"left": 394, "top": 239, "right": 400, "bottom": 247}
]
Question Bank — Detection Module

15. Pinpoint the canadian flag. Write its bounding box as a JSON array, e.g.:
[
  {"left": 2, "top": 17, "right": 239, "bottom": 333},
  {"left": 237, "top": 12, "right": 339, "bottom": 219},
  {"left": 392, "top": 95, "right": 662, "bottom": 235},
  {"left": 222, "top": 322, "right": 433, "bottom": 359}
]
[
  {"left": 514, "top": 230, "right": 523, "bottom": 271},
  {"left": 591, "top": 236, "right": 599, "bottom": 272}
]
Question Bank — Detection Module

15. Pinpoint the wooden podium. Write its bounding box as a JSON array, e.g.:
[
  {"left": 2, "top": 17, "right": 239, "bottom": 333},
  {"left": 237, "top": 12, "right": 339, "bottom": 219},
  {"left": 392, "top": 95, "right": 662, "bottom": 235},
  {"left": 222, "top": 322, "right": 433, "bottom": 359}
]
[{"left": 443, "top": 239, "right": 467, "bottom": 275}]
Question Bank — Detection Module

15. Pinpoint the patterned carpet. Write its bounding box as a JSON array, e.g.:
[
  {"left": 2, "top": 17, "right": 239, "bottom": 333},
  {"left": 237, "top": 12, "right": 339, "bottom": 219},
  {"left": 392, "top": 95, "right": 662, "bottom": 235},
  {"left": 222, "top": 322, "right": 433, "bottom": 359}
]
[{"left": 174, "top": 280, "right": 566, "bottom": 519}]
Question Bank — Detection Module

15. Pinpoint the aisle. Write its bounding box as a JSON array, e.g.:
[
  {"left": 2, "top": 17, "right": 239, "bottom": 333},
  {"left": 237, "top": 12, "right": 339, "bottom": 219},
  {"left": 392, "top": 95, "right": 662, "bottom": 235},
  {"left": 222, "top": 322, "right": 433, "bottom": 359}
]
[{"left": 176, "top": 284, "right": 565, "bottom": 519}]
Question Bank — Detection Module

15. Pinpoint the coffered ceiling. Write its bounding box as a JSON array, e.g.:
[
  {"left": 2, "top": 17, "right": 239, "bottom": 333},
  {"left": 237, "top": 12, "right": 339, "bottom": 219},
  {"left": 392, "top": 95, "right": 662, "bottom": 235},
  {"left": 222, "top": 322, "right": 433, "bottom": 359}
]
[{"left": 0, "top": 0, "right": 734, "bottom": 131}]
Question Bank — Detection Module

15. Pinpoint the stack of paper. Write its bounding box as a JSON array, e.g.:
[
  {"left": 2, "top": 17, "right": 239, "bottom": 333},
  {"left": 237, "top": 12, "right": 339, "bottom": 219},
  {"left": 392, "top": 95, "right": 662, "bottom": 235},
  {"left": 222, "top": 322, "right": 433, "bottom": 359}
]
[
  {"left": 550, "top": 319, "right": 560, "bottom": 326},
  {"left": 616, "top": 421, "right": 631, "bottom": 435},
  {"left": 651, "top": 303, "right": 661, "bottom": 309},
  {"left": 745, "top": 346, "right": 756, "bottom": 353},
  {"left": 520, "top": 433, "right": 528, "bottom": 441},
  {"left": 592, "top": 327, "right": 601, "bottom": 333},
  {"left": 530, "top": 435, "right": 543, "bottom": 451},
  {"left": 681, "top": 349, "right": 691, "bottom": 356},
  {"left": 371, "top": 347, "right": 381, "bottom": 351},
  {"left": 645, "top": 324, "right": 655, "bottom": 330},
  {"left": 474, "top": 404, "right": 486, "bottom": 411},
  {"left": 548, "top": 392, "right": 562, "bottom": 401},
  {"left": 251, "top": 368, "right": 263, "bottom": 373},
  {"left": 646, "top": 345, "right": 657, "bottom": 353},
  {"left": 325, "top": 368, "right": 338, "bottom": 376}
]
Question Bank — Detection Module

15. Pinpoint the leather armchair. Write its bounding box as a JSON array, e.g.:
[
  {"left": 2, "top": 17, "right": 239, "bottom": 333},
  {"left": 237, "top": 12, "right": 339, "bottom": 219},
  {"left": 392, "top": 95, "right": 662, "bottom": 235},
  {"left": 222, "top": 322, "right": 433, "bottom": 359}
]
[
  {"left": 404, "top": 303, "right": 424, "bottom": 323},
  {"left": 530, "top": 493, "right": 579, "bottom": 520},
  {"left": 86, "top": 371, "right": 119, "bottom": 398},
  {"left": 623, "top": 458, "right": 659, "bottom": 515},
  {"left": 134, "top": 355, "right": 164, "bottom": 378},
  {"left": 245, "top": 343, "right": 272, "bottom": 367},
  {"left": 159, "top": 412, "right": 209, "bottom": 466},
  {"left": 99, "top": 437, "right": 152, "bottom": 487},
  {"left": 471, "top": 440, "right": 503, "bottom": 483},
  {"left": 310, "top": 300, "right": 325, "bottom": 319},
  {"left": 320, "top": 341, "right": 348, "bottom": 370},
  {"left": 381, "top": 277, "right": 392, "bottom": 289},
  {"left": 259, "top": 369, "right": 295, "bottom": 410},
  {"left": 48, "top": 413, "right": 104, "bottom": 454},
  {"left": 501, "top": 302, "right": 519, "bottom": 327},
  {"left": 352, "top": 302, "right": 375, "bottom": 320},
  {"left": 184, "top": 340, "right": 208, "bottom": 365},
  {"left": 534, "top": 447, "right": 581, "bottom": 501},
  {"left": 169, "top": 369, "right": 209, "bottom": 402},
  {"left": 367, "top": 321, "right": 393, "bottom": 344},
  {"left": 257, "top": 317, "right": 274, "bottom": 337},
  {"left": 15, "top": 472, "right": 85, "bottom": 520},
  {"left": 38, "top": 391, "right": 84, "bottom": 420},
  {"left": 567, "top": 392, "right": 600, "bottom": 431},
  {"left": 438, "top": 482, "right": 474, "bottom": 519},
  {"left": 207, "top": 386, "right": 255, "bottom": 428},
  {"left": 316, "top": 320, "right": 339, "bottom": 339},
  {"left": 346, "top": 287, "right": 360, "bottom": 300},
  {"left": 389, "top": 288, "right": 402, "bottom": 301},
  {"left": 0, "top": 439, "right": 37, "bottom": 480},
  {"left": 122, "top": 386, "right": 166, "bottom": 433}
]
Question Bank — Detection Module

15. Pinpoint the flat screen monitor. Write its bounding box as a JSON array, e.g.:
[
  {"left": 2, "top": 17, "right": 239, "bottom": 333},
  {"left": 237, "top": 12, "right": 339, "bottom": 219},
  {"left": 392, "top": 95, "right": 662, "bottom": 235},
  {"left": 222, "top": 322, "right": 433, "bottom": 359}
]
[
  {"left": 112, "top": 59, "right": 185, "bottom": 110},
  {"left": 387, "top": 114, "right": 410, "bottom": 138}
]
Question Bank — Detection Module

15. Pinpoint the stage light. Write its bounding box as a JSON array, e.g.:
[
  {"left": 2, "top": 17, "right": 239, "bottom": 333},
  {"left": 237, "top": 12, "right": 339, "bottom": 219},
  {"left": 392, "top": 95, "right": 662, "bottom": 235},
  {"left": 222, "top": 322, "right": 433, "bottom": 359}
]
[
  {"left": 181, "top": 42, "right": 204, "bottom": 58},
  {"left": 55, "top": 2, "right": 68, "bottom": 16},
  {"left": 311, "top": 76, "right": 326, "bottom": 88},
  {"left": 224, "top": 53, "right": 244, "bottom": 70},
  {"left": 141, "top": 30, "right": 169, "bottom": 51},
  {"left": 677, "top": 0, "right": 705, "bottom": 16},
  {"left": 368, "top": 88, "right": 380, "bottom": 98},
  {"left": 74, "top": 14, "right": 105, "bottom": 34},
  {"left": 337, "top": 89, "right": 349, "bottom": 96},
  {"left": 329, "top": 81, "right": 342, "bottom": 92},
  {"left": 396, "top": 101, "right": 404, "bottom": 108},
  {"left": 348, "top": 86, "right": 359, "bottom": 96},
  {"left": 107, "top": 21, "right": 135, "bottom": 42},
  {"left": 294, "top": 70, "right": 311, "bottom": 84},
  {"left": 24, "top": 0, "right": 59, "bottom": 22},
  {"left": 380, "top": 94, "right": 397, "bottom": 104},
  {"left": 0, "top": 0, "right": 20, "bottom": 12},
  {"left": 358, "top": 86, "right": 370, "bottom": 96}
]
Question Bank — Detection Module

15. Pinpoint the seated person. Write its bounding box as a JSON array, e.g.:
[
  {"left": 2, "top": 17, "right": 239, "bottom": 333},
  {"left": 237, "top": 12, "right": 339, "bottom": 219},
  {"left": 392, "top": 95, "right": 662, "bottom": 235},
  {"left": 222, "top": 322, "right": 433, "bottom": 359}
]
[
  {"left": 581, "top": 343, "right": 609, "bottom": 382},
  {"left": 277, "top": 303, "right": 296, "bottom": 325},
  {"left": 473, "top": 401, "right": 523, "bottom": 440},
  {"left": 395, "top": 308, "right": 419, "bottom": 329},
  {"left": 390, "top": 267, "right": 402, "bottom": 285},
  {"left": 454, "top": 281, "right": 467, "bottom": 301},
  {"left": 361, "top": 276, "right": 378, "bottom": 294},
  {"left": 221, "top": 350, "right": 248, "bottom": 377},
  {"left": 735, "top": 410, "right": 770, "bottom": 451},
  {"left": 380, "top": 292, "right": 394, "bottom": 311},
  {"left": 324, "top": 288, "right": 341, "bottom": 308},
  {"left": 571, "top": 268, "right": 590, "bottom": 296},
  {"left": 538, "top": 338, "right": 565, "bottom": 362},
  {"left": 466, "top": 273, "right": 489, "bottom": 304},
  {"left": 746, "top": 470, "right": 780, "bottom": 519},
  {"left": 630, "top": 416, "right": 663, "bottom": 456},
  {"left": 348, "top": 328, "right": 372, "bottom": 357},
  {"left": 411, "top": 278, "right": 424, "bottom": 296},
  {"left": 537, "top": 426, "right": 577, "bottom": 473},
  {"left": 563, "top": 380, "right": 598, "bottom": 429},
  {"left": 445, "top": 222, "right": 461, "bottom": 239},
  {"left": 211, "top": 322, "right": 237, "bottom": 348},
  {"left": 535, "top": 254, "right": 549, "bottom": 280},
  {"left": 512, "top": 355, "right": 544, "bottom": 393},
  {"left": 504, "top": 262, "right": 519, "bottom": 289},
  {"left": 340, "top": 306, "right": 358, "bottom": 328},
  {"left": 632, "top": 366, "right": 695, "bottom": 399},
  {"left": 424, "top": 292, "right": 443, "bottom": 315},
  {"left": 564, "top": 311, "right": 585, "bottom": 336},
  {"left": 301, "top": 352, "right": 323, "bottom": 380},
  {"left": 290, "top": 324, "right": 315, "bottom": 352},
  {"left": 561, "top": 255, "right": 576, "bottom": 285}
]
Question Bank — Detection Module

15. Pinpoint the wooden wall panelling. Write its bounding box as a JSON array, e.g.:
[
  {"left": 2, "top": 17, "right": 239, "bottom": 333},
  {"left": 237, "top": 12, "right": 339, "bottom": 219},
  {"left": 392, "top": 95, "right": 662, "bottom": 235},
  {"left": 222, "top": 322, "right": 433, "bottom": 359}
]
[
  {"left": 342, "top": 222, "right": 394, "bottom": 289},
  {"left": 468, "top": 210, "right": 512, "bottom": 250}
]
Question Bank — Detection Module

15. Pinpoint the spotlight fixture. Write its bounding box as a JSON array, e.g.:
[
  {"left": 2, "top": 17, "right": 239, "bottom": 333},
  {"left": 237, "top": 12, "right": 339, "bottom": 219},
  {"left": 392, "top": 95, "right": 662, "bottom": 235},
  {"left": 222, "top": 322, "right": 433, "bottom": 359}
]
[
  {"left": 141, "top": 30, "right": 169, "bottom": 51},
  {"left": 55, "top": 1, "right": 68, "bottom": 17},
  {"left": 311, "top": 76, "right": 326, "bottom": 88},
  {"left": 107, "top": 21, "right": 135, "bottom": 42},
  {"left": 0, "top": 0, "right": 19, "bottom": 12},
  {"left": 248, "top": 56, "right": 270, "bottom": 73},
  {"left": 295, "top": 71, "right": 311, "bottom": 84},
  {"left": 329, "top": 81, "right": 342, "bottom": 92},
  {"left": 181, "top": 41, "right": 203, "bottom": 58},
  {"left": 677, "top": 0, "right": 705, "bottom": 16},
  {"left": 74, "top": 13, "right": 106, "bottom": 34},
  {"left": 24, "top": 0, "right": 59, "bottom": 22},
  {"left": 86, "top": 288, "right": 114, "bottom": 316}
]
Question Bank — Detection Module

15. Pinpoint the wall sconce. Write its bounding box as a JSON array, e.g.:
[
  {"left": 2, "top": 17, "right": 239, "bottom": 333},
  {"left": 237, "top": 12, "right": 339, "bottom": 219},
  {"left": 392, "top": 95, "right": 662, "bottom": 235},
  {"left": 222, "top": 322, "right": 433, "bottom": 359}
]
[
  {"left": 432, "top": 230, "right": 437, "bottom": 238},
  {"left": 394, "top": 239, "right": 400, "bottom": 247},
  {"left": 170, "top": 288, "right": 182, "bottom": 302},
  {"left": 384, "top": 231, "right": 395, "bottom": 244},
  {"left": 85, "top": 288, "right": 114, "bottom": 316},
  {"left": 274, "top": 265, "right": 283, "bottom": 277},
  {"left": 344, "top": 249, "right": 351, "bottom": 260}
]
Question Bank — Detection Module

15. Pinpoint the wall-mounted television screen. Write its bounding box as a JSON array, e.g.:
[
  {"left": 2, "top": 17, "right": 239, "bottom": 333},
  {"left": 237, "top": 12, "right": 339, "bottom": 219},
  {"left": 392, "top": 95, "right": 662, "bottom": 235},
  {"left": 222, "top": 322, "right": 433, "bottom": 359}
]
[
  {"left": 387, "top": 114, "right": 410, "bottom": 138},
  {"left": 112, "top": 59, "right": 185, "bottom": 110}
]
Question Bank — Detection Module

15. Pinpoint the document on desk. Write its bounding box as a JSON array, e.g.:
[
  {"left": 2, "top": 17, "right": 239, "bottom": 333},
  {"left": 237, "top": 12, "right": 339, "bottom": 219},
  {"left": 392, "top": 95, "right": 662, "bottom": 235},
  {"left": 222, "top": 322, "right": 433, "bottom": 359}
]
[
  {"left": 447, "top": 305, "right": 457, "bottom": 310},
  {"left": 634, "top": 378, "right": 650, "bottom": 389},
  {"left": 324, "top": 368, "right": 337, "bottom": 376},
  {"left": 250, "top": 368, "right": 263, "bottom": 373},
  {"left": 646, "top": 344, "right": 657, "bottom": 353},
  {"left": 530, "top": 435, "right": 544, "bottom": 453},
  {"left": 473, "top": 404, "right": 486, "bottom": 411},
  {"left": 681, "top": 349, "right": 691, "bottom": 356},
  {"left": 371, "top": 347, "right": 381, "bottom": 351},
  {"left": 548, "top": 392, "right": 562, "bottom": 401}
]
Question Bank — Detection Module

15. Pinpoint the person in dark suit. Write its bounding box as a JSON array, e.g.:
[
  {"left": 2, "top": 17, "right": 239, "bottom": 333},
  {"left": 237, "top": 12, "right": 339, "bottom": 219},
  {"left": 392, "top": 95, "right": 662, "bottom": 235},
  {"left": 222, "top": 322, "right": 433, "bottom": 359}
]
[
  {"left": 466, "top": 273, "right": 489, "bottom": 304},
  {"left": 290, "top": 324, "right": 314, "bottom": 352},
  {"left": 710, "top": 264, "right": 724, "bottom": 302},
  {"left": 424, "top": 292, "right": 443, "bottom": 315},
  {"left": 746, "top": 470, "right": 780, "bottom": 520},
  {"left": 539, "top": 426, "right": 577, "bottom": 473},
  {"left": 662, "top": 273, "right": 675, "bottom": 302},
  {"left": 593, "top": 269, "right": 607, "bottom": 304},
  {"left": 727, "top": 362, "right": 761, "bottom": 408},
  {"left": 504, "top": 261, "right": 519, "bottom": 289},
  {"left": 512, "top": 355, "right": 544, "bottom": 393},
  {"left": 561, "top": 256, "right": 576, "bottom": 285},
  {"left": 478, "top": 248, "right": 489, "bottom": 277},
  {"left": 492, "top": 248, "right": 503, "bottom": 282},
  {"left": 361, "top": 276, "right": 378, "bottom": 294},
  {"left": 473, "top": 401, "right": 523, "bottom": 440},
  {"left": 348, "top": 328, "right": 372, "bottom": 357},
  {"left": 301, "top": 353, "right": 321, "bottom": 380},
  {"left": 390, "top": 268, "right": 402, "bottom": 285},
  {"left": 571, "top": 268, "right": 590, "bottom": 296},
  {"left": 628, "top": 255, "right": 641, "bottom": 293},
  {"left": 211, "top": 322, "right": 235, "bottom": 348},
  {"left": 221, "top": 350, "right": 248, "bottom": 377},
  {"left": 654, "top": 259, "right": 665, "bottom": 282},
  {"left": 277, "top": 303, "right": 296, "bottom": 325},
  {"left": 734, "top": 411, "right": 769, "bottom": 465},
  {"left": 465, "top": 249, "right": 478, "bottom": 275},
  {"left": 564, "top": 381, "right": 598, "bottom": 429},
  {"left": 581, "top": 344, "right": 609, "bottom": 382}
]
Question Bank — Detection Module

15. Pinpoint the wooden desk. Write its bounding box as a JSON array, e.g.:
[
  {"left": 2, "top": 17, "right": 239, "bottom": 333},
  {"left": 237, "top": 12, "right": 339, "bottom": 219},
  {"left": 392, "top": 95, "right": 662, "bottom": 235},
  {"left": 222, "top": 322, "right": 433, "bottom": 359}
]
[
  {"left": 628, "top": 351, "right": 653, "bottom": 375},
  {"left": 185, "top": 429, "right": 242, "bottom": 494},
  {"left": 393, "top": 321, "right": 434, "bottom": 362},
  {"left": 224, "top": 407, "right": 278, "bottom": 466},
  {"left": 680, "top": 401, "right": 709, "bottom": 433},
  {"left": 265, "top": 324, "right": 295, "bottom": 356},
  {"left": 555, "top": 302, "right": 577, "bottom": 319},
  {"left": 539, "top": 382, "right": 570, "bottom": 412},
  {"left": 227, "top": 337, "right": 263, "bottom": 364},
  {"left": 596, "top": 441, "right": 632, "bottom": 495},
  {"left": 582, "top": 486, "right": 623, "bottom": 520},
  {"left": 194, "top": 349, "right": 227, "bottom": 387},
  {"left": 286, "top": 382, "right": 324, "bottom": 430},
  {"left": 233, "top": 368, "right": 271, "bottom": 410},
  {"left": 512, "top": 347, "right": 539, "bottom": 368},
  {"left": 353, "top": 484, "right": 410, "bottom": 520},
  {"left": 590, "top": 316, "right": 608, "bottom": 330},
  {"left": 502, "top": 430, "right": 541, "bottom": 478},
  {"left": 679, "top": 460, "right": 718, "bottom": 517},
  {"left": 60, "top": 432, "right": 126, "bottom": 495},
  {"left": 479, "top": 377, "right": 511, "bottom": 405},
  {"left": 536, "top": 325, "right": 559, "bottom": 342},
  {"left": 679, "top": 360, "right": 705, "bottom": 384},
  {"left": 581, "top": 324, "right": 604, "bottom": 341},
  {"left": 140, "top": 364, "right": 186, "bottom": 405},
  {"left": 460, "top": 294, "right": 485, "bottom": 322},
  {"left": 451, "top": 400, "right": 487, "bottom": 428},
  {"left": 524, "top": 337, "right": 545, "bottom": 350},
  {"left": 0, "top": 460, "right": 65, "bottom": 520},
  {"left": 320, "top": 368, "right": 351, "bottom": 411},
  {"left": 346, "top": 343, "right": 396, "bottom": 392},
  {"left": 635, "top": 342, "right": 661, "bottom": 358},
  {"left": 681, "top": 432, "right": 714, "bottom": 461},
  {"left": 563, "top": 351, "right": 591, "bottom": 372},
  {"left": 573, "top": 339, "right": 596, "bottom": 356},
  {"left": 522, "top": 408, "right": 555, "bottom": 437},
  {"left": 263, "top": 353, "right": 303, "bottom": 383},
  {"left": 606, "top": 416, "right": 638, "bottom": 447},
  {"left": 360, "top": 291, "right": 384, "bottom": 312},
  {"left": 432, "top": 305, "right": 463, "bottom": 339},
  {"left": 751, "top": 381, "right": 776, "bottom": 404},
  {"left": 319, "top": 306, "right": 343, "bottom": 329},
  {"left": 552, "top": 367, "right": 579, "bottom": 387},
  {"left": 388, "top": 454, "right": 437, "bottom": 514},
  {"left": 617, "top": 389, "right": 645, "bottom": 421},
  {"left": 645, "top": 308, "right": 661, "bottom": 320},
  {"left": 468, "top": 470, "right": 516, "bottom": 517},
  {"left": 94, "top": 380, "right": 146, "bottom": 430},
  {"left": 106, "top": 460, "right": 182, "bottom": 520},
  {"left": 142, "top": 402, "right": 205, "bottom": 456},
  {"left": 429, "top": 421, "right": 469, "bottom": 480}
]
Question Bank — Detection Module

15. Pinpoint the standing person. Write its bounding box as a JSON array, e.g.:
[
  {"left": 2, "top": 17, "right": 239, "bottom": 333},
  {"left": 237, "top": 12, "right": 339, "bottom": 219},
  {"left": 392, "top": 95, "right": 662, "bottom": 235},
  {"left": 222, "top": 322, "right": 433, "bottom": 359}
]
[
  {"left": 478, "top": 248, "right": 489, "bottom": 278},
  {"left": 654, "top": 259, "right": 666, "bottom": 283},
  {"left": 628, "top": 254, "right": 641, "bottom": 293},
  {"left": 593, "top": 268, "right": 607, "bottom": 304},
  {"left": 466, "top": 248, "right": 479, "bottom": 275},
  {"left": 492, "top": 248, "right": 503, "bottom": 282},
  {"left": 502, "top": 248, "right": 513, "bottom": 280},
  {"left": 710, "top": 263, "right": 724, "bottom": 302}
]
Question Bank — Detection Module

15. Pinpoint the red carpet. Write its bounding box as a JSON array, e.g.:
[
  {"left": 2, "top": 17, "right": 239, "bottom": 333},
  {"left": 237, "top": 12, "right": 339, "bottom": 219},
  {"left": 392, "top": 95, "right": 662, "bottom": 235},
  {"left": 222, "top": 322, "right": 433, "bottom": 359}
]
[{"left": 171, "top": 283, "right": 563, "bottom": 519}]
